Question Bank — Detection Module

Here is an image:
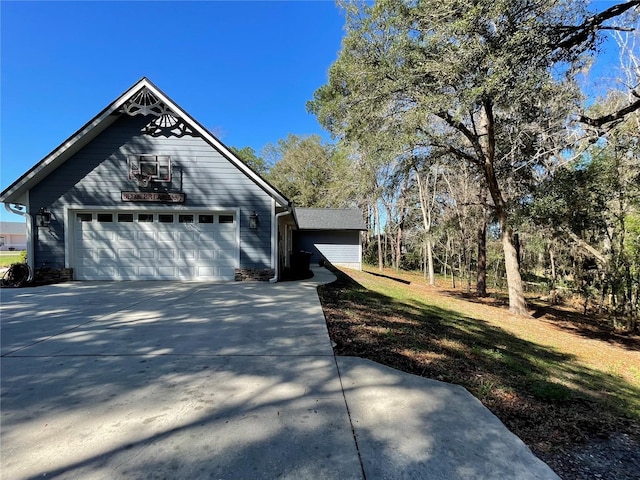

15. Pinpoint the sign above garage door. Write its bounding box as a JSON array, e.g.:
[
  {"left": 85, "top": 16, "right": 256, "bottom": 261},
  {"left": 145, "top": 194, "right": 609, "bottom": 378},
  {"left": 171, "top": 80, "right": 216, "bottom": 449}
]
[{"left": 121, "top": 191, "right": 186, "bottom": 203}]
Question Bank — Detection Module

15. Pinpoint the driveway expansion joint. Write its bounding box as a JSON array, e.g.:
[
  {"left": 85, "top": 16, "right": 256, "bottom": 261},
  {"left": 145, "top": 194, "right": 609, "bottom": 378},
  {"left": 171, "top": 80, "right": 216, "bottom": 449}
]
[{"left": 333, "top": 353, "right": 368, "bottom": 480}]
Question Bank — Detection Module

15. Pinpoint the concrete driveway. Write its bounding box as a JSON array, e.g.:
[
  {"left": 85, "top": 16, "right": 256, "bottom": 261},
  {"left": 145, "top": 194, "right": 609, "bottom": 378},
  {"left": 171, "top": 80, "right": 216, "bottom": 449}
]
[{"left": 1, "top": 268, "right": 559, "bottom": 479}]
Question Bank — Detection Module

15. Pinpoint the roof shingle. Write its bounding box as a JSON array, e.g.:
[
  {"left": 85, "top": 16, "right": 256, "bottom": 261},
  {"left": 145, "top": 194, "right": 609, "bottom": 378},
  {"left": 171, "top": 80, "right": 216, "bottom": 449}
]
[{"left": 294, "top": 208, "right": 367, "bottom": 231}]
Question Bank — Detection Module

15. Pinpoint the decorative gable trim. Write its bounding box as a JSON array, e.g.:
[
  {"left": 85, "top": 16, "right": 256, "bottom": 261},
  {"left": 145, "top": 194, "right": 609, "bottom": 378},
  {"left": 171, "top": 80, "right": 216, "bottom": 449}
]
[
  {"left": 120, "top": 86, "right": 195, "bottom": 138},
  {"left": 121, "top": 87, "right": 173, "bottom": 116}
]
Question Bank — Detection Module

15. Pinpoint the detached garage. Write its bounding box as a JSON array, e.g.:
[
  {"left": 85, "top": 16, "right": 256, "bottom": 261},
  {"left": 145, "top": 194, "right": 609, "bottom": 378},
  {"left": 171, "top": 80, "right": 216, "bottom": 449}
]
[{"left": 293, "top": 208, "right": 366, "bottom": 271}]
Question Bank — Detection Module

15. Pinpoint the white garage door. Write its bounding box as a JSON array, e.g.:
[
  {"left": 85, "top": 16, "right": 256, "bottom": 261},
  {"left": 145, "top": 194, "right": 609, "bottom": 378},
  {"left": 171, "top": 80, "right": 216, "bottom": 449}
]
[{"left": 73, "top": 211, "right": 238, "bottom": 280}]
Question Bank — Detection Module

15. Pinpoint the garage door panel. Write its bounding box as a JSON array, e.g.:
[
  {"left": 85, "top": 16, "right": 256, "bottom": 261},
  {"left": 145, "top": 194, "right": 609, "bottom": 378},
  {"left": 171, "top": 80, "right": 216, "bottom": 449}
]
[
  {"left": 177, "top": 231, "right": 196, "bottom": 241},
  {"left": 216, "top": 240, "right": 237, "bottom": 251},
  {"left": 74, "top": 211, "right": 239, "bottom": 281},
  {"left": 197, "top": 266, "right": 215, "bottom": 277},
  {"left": 77, "top": 258, "right": 98, "bottom": 267},
  {"left": 76, "top": 248, "right": 94, "bottom": 259},
  {"left": 216, "top": 231, "right": 236, "bottom": 242},
  {"left": 179, "top": 250, "right": 196, "bottom": 260},
  {"left": 217, "top": 250, "right": 236, "bottom": 262},
  {"left": 138, "top": 249, "right": 155, "bottom": 259},
  {"left": 80, "top": 231, "right": 98, "bottom": 241},
  {"left": 137, "top": 231, "right": 156, "bottom": 242},
  {"left": 218, "top": 267, "right": 236, "bottom": 280},
  {"left": 195, "top": 237, "right": 218, "bottom": 250},
  {"left": 177, "top": 267, "right": 194, "bottom": 278},
  {"left": 117, "top": 231, "right": 136, "bottom": 241},
  {"left": 158, "top": 249, "right": 175, "bottom": 259},
  {"left": 93, "top": 266, "right": 116, "bottom": 278},
  {"left": 117, "top": 248, "right": 136, "bottom": 258},
  {"left": 118, "top": 267, "right": 138, "bottom": 279},
  {"left": 138, "top": 266, "right": 155, "bottom": 276},
  {"left": 198, "top": 250, "right": 216, "bottom": 260},
  {"left": 177, "top": 241, "right": 196, "bottom": 250},
  {"left": 157, "top": 232, "right": 175, "bottom": 242},
  {"left": 92, "top": 230, "right": 117, "bottom": 241},
  {"left": 158, "top": 266, "right": 177, "bottom": 277}
]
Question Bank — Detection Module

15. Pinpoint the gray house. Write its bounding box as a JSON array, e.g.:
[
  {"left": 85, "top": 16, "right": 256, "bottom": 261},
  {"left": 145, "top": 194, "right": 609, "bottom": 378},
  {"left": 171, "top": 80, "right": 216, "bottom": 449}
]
[
  {"left": 0, "top": 78, "right": 365, "bottom": 281},
  {"left": 0, "top": 221, "right": 27, "bottom": 251}
]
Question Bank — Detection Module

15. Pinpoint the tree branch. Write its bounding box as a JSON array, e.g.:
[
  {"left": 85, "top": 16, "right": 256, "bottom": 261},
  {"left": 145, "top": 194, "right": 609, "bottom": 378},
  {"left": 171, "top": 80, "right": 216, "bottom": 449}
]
[
  {"left": 562, "top": 228, "right": 608, "bottom": 266},
  {"left": 579, "top": 94, "right": 640, "bottom": 128},
  {"left": 437, "top": 111, "right": 486, "bottom": 164},
  {"left": 555, "top": 1, "right": 640, "bottom": 51}
]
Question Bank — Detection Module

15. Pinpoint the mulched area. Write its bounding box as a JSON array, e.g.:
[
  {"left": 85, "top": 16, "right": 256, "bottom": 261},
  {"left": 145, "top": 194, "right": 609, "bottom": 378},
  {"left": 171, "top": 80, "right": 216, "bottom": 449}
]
[{"left": 317, "top": 265, "right": 640, "bottom": 480}]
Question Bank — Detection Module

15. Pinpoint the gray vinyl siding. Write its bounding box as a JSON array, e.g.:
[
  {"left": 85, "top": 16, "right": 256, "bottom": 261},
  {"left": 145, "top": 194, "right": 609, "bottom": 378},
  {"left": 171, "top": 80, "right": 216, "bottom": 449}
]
[
  {"left": 29, "top": 115, "right": 273, "bottom": 270},
  {"left": 293, "top": 231, "right": 361, "bottom": 265}
]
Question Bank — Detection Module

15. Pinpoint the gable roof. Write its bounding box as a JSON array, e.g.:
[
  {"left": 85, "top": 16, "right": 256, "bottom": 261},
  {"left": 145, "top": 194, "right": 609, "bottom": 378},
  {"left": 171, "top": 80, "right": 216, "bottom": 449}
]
[
  {"left": 294, "top": 208, "right": 367, "bottom": 231},
  {"left": 0, "top": 77, "right": 290, "bottom": 207}
]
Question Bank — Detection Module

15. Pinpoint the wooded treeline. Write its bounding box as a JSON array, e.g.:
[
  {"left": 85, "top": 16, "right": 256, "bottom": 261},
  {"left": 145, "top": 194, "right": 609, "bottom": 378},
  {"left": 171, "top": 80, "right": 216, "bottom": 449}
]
[{"left": 234, "top": 0, "right": 640, "bottom": 329}]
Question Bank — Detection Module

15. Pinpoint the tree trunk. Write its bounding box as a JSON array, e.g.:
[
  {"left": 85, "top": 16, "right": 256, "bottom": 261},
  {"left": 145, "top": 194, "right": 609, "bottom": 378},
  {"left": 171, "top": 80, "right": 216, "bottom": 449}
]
[
  {"left": 426, "top": 237, "right": 435, "bottom": 286},
  {"left": 477, "top": 217, "right": 487, "bottom": 296},
  {"left": 395, "top": 178, "right": 408, "bottom": 271},
  {"left": 423, "top": 243, "right": 427, "bottom": 280},
  {"left": 394, "top": 226, "right": 401, "bottom": 270},
  {"left": 502, "top": 223, "right": 528, "bottom": 315},
  {"left": 443, "top": 237, "right": 449, "bottom": 278},
  {"left": 549, "top": 246, "right": 559, "bottom": 304},
  {"left": 375, "top": 202, "right": 383, "bottom": 271},
  {"left": 383, "top": 231, "right": 388, "bottom": 269},
  {"left": 414, "top": 164, "right": 437, "bottom": 285},
  {"left": 449, "top": 236, "right": 456, "bottom": 288},
  {"left": 480, "top": 100, "right": 528, "bottom": 316}
]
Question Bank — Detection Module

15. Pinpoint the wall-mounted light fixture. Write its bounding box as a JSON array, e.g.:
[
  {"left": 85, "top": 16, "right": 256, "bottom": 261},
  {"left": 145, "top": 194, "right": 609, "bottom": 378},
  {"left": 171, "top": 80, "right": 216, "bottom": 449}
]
[
  {"left": 249, "top": 211, "right": 259, "bottom": 230},
  {"left": 35, "top": 207, "right": 52, "bottom": 228}
]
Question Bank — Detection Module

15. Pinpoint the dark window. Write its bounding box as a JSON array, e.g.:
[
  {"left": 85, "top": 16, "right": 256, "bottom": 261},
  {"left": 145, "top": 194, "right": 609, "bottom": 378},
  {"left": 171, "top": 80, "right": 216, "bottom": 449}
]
[
  {"left": 179, "top": 214, "right": 194, "bottom": 223},
  {"left": 158, "top": 214, "right": 174, "bottom": 223},
  {"left": 199, "top": 215, "right": 214, "bottom": 224},
  {"left": 118, "top": 213, "right": 134, "bottom": 222},
  {"left": 138, "top": 214, "right": 154, "bottom": 222},
  {"left": 129, "top": 155, "right": 172, "bottom": 182},
  {"left": 140, "top": 160, "right": 159, "bottom": 177},
  {"left": 77, "top": 213, "right": 92, "bottom": 222},
  {"left": 97, "top": 213, "right": 113, "bottom": 223},
  {"left": 219, "top": 215, "right": 234, "bottom": 224}
]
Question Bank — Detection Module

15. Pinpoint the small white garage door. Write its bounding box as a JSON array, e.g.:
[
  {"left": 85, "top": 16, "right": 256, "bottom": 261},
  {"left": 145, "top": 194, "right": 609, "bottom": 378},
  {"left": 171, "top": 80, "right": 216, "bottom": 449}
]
[{"left": 73, "top": 211, "right": 238, "bottom": 280}]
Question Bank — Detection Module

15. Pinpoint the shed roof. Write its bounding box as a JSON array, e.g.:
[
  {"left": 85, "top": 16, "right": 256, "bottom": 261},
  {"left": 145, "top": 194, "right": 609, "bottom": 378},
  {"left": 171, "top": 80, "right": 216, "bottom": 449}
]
[{"left": 294, "top": 208, "right": 367, "bottom": 231}]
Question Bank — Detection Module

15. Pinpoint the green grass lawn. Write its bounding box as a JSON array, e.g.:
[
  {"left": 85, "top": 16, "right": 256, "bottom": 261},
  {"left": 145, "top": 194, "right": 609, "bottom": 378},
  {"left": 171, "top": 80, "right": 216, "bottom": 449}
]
[
  {"left": 0, "top": 252, "right": 25, "bottom": 268},
  {"left": 318, "top": 265, "right": 640, "bottom": 460}
]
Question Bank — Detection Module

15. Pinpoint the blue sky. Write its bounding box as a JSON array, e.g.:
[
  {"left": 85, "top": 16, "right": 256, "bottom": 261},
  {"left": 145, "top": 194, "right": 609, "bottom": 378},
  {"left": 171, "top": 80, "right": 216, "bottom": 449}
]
[
  {"left": 0, "top": 0, "right": 628, "bottom": 222},
  {"left": 1, "top": 1, "right": 345, "bottom": 221}
]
